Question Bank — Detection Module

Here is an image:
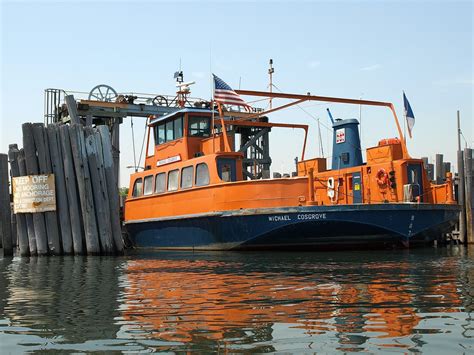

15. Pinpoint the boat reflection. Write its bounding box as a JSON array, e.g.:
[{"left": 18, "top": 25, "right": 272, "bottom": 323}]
[
  {"left": 121, "top": 249, "right": 467, "bottom": 351},
  {"left": 0, "top": 247, "right": 472, "bottom": 353}
]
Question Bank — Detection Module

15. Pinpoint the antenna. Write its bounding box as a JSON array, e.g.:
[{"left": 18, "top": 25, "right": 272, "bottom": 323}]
[{"left": 268, "top": 59, "right": 274, "bottom": 109}]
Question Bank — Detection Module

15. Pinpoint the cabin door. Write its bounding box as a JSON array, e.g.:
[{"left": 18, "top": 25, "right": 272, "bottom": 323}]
[
  {"left": 217, "top": 158, "right": 236, "bottom": 182},
  {"left": 352, "top": 172, "right": 362, "bottom": 203},
  {"left": 407, "top": 163, "right": 423, "bottom": 202}
]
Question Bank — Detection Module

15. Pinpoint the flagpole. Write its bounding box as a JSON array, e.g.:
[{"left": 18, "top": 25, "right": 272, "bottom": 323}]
[{"left": 211, "top": 75, "right": 216, "bottom": 153}]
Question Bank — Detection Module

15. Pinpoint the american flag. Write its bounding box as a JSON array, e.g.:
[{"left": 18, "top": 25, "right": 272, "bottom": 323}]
[{"left": 213, "top": 74, "right": 251, "bottom": 111}]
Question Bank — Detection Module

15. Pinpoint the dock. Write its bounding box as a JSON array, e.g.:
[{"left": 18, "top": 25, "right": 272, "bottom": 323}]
[{"left": 1, "top": 122, "right": 124, "bottom": 256}]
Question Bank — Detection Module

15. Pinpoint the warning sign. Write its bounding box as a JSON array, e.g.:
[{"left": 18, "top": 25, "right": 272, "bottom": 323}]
[{"left": 12, "top": 174, "right": 56, "bottom": 213}]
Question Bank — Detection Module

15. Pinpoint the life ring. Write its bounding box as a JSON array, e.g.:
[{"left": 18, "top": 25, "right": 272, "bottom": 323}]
[{"left": 376, "top": 168, "right": 389, "bottom": 187}]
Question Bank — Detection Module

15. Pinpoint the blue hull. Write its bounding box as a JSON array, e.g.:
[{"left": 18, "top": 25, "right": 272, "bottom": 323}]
[{"left": 125, "top": 204, "right": 460, "bottom": 250}]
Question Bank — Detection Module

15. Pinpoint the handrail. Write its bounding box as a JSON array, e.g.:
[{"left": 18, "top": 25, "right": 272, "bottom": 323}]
[{"left": 235, "top": 89, "right": 410, "bottom": 159}]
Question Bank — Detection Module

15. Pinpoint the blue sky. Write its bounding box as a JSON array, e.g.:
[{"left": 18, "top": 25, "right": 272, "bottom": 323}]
[{"left": 1, "top": 0, "right": 472, "bottom": 186}]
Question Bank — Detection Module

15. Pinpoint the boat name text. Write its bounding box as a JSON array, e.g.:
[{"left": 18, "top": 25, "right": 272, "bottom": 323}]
[{"left": 268, "top": 213, "right": 327, "bottom": 222}]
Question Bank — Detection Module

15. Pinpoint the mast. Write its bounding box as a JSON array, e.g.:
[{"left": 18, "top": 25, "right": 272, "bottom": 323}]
[{"left": 268, "top": 59, "right": 274, "bottom": 109}]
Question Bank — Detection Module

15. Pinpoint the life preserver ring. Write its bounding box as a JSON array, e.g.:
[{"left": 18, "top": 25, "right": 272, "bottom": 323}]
[{"left": 376, "top": 168, "right": 389, "bottom": 187}]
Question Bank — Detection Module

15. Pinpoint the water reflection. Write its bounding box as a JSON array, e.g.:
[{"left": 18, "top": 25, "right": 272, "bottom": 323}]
[
  {"left": 121, "top": 249, "right": 472, "bottom": 352},
  {"left": 0, "top": 247, "right": 473, "bottom": 353},
  {"left": 0, "top": 256, "right": 125, "bottom": 352}
]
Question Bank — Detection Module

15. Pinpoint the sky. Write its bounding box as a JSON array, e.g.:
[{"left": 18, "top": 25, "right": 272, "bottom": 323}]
[{"left": 1, "top": 0, "right": 472, "bottom": 187}]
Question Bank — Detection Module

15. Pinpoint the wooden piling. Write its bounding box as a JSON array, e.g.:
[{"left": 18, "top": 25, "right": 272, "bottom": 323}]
[
  {"left": 18, "top": 149, "right": 37, "bottom": 255},
  {"left": 443, "top": 162, "right": 451, "bottom": 174},
  {"left": 464, "top": 148, "right": 473, "bottom": 244},
  {"left": 65, "top": 95, "right": 80, "bottom": 124},
  {"left": 47, "top": 124, "right": 73, "bottom": 254},
  {"left": 69, "top": 124, "right": 100, "bottom": 254},
  {"left": 32, "top": 123, "right": 62, "bottom": 255},
  {"left": 435, "top": 154, "right": 444, "bottom": 184},
  {"left": 421, "top": 157, "right": 428, "bottom": 167},
  {"left": 427, "top": 164, "right": 434, "bottom": 181},
  {"left": 98, "top": 125, "right": 124, "bottom": 253},
  {"left": 10, "top": 208, "right": 17, "bottom": 248},
  {"left": 8, "top": 144, "right": 29, "bottom": 256},
  {"left": 84, "top": 127, "right": 114, "bottom": 254},
  {"left": 0, "top": 154, "right": 13, "bottom": 256},
  {"left": 111, "top": 119, "right": 120, "bottom": 186},
  {"left": 59, "top": 125, "right": 84, "bottom": 254},
  {"left": 22, "top": 123, "right": 48, "bottom": 255}
]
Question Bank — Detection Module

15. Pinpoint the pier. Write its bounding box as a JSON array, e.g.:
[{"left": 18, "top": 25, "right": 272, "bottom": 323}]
[{"left": 1, "top": 122, "right": 124, "bottom": 255}]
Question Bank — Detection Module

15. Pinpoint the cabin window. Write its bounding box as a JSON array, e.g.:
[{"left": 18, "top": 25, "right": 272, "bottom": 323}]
[
  {"left": 155, "top": 172, "right": 166, "bottom": 194},
  {"left": 188, "top": 115, "right": 210, "bottom": 137},
  {"left": 174, "top": 116, "right": 183, "bottom": 139},
  {"left": 181, "top": 166, "right": 194, "bottom": 189},
  {"left": 157, "top": 124, "right": 165, "bottom": 145},
  {"left": 166, "top": 120, "right": 174, "bottom": 141},
  {"left": 221, "top": 165, "right": 231, "bottom": 182},
  {"left": 167, "top": 169, "right": 179, "bottom": 191},
  {"left": 217, "top": 158, "right": 236, "bottom": 182},
  {"left": 196, "top": 163, "right": 210, "bottom": 186},
  {"left": 154, "top": 115, "right": 184, "bottom": 145},
  {"left": 143, "top": 175, "right": 153, "bottom": 196},
  {"left": 132, "top": 178, "right": 143, "bottom": 197}
]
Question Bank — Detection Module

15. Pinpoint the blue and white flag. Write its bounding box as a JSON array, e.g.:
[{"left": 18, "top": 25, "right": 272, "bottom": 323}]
[{"left": 403, "top": 92, "right": 415, "bottom": 138}]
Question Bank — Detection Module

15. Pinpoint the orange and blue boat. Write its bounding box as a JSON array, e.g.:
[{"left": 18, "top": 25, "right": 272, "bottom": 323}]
[{"left": 124, "top": 79, "right": 459, "bottom": 250}]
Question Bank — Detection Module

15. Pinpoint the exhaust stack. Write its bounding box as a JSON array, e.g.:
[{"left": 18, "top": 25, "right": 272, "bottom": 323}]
[{"left": 331, "top": 118, "right": 363, "bottom": 169}]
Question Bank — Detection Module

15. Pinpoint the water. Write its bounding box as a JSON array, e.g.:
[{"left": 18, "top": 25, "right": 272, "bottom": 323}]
[{"left": 0, "top": 247, "right": 473, "bottom": 353}]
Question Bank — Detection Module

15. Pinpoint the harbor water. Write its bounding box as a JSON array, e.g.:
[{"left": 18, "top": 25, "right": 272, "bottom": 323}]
[{"left": 0, "top": 247, "right": 473, "bottom": 353}]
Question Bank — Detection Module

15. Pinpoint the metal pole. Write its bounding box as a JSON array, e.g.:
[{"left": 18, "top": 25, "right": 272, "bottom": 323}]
[
  {"left": 457, "top": 110, "right": 466, "bottom": 244},
  {"left": 268, "top": 59, "right": 274, "bottom": 109}
]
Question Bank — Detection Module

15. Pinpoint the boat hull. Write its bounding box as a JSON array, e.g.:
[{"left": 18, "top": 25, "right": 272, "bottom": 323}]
[{"left": 125, "top": 204, "right": 460, "bottom": 251}]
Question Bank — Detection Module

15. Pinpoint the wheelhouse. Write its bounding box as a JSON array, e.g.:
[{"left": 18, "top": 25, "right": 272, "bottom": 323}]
[{"left": 144, "top": 108, "right": 235, "bottom": 170}]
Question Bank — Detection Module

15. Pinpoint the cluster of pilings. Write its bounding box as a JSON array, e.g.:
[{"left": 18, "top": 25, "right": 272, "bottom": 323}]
[
  {"left": 421, "top": 154, "right": 452, "bottom": 183},
  {"left": 1, "top": 123, "right": 124, "bottom": 256}
]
